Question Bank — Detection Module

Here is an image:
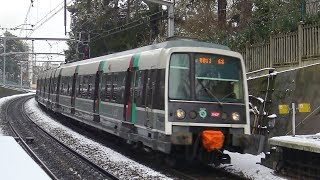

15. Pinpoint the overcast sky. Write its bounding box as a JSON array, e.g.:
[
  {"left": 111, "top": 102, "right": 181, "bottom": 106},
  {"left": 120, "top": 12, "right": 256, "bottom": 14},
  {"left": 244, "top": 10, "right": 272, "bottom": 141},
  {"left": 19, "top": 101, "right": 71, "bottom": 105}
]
[{"left": 0, "top": 0, "right": 71, "bottom": 64}]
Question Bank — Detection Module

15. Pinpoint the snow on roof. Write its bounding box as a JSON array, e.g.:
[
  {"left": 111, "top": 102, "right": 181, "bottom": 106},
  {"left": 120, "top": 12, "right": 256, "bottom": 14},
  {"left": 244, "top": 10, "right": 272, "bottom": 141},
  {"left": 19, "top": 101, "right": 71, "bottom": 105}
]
[
  {"left": 0, "top": 136, "right": 51, "bottom": 180},
  {"left": 269, "top": 134, "right": 320, "bottom": 153}
]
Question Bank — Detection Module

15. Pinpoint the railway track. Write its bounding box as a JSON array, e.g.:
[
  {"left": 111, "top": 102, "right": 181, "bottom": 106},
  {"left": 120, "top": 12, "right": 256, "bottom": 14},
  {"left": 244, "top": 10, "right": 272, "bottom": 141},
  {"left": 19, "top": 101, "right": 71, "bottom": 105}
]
[
  {"left": 5, "top": 95, "right": 119, "bottom": 180},
  {"left": 32, "top": 100, "right": 245, "bottom": 180}
]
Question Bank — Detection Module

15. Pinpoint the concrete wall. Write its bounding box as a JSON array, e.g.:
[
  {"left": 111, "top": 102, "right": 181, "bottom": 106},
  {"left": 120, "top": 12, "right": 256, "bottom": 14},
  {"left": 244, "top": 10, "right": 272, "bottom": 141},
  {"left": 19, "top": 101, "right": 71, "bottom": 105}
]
[
  {"left": 248, "top": 63, "right": 320, "bottom": 136},
  {"left": 0, "top": 86, "right": 24, "bottom": 98}
]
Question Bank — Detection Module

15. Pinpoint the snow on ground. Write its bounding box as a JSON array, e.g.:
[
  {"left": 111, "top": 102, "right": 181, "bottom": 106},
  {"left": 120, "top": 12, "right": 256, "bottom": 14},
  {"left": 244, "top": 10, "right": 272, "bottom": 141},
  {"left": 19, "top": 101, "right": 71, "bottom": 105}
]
[
  {"left": 0, "top": 94, "right": 288, "bottom": 179},
  {"left": 25, "top": 98, "right": 171, "bottom": 180},
  {"left": 0, "top": 93, "right": 34, "bottom": 135},
  {"left": 0, "top": 136, "right": 51, "bottom": 180},
  {"left": 220, "top": 151, "right": 285, "bottom": 180},
  {"left": 25, "top": 97, "right": 286, "bottom": 180}
]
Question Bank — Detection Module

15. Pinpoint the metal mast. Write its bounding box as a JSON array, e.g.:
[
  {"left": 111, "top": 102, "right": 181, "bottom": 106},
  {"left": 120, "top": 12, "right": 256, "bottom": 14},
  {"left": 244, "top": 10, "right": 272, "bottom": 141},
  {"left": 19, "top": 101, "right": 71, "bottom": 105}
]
[{"left": 144, "top": 0, "right": 174, "bottom": 37}]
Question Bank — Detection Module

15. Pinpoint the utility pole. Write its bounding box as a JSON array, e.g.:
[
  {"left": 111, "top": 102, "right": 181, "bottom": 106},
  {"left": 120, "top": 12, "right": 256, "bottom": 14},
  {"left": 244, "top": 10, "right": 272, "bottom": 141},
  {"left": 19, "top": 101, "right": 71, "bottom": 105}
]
[
  {"left": 30, "top": 40, "right": 34, "bottom": 87},
  {"left": 144, "top": 0, "right": 174, "bottom": 37},
  {"left": 0, "top": 36, "right": 72, "bottom": 87}
]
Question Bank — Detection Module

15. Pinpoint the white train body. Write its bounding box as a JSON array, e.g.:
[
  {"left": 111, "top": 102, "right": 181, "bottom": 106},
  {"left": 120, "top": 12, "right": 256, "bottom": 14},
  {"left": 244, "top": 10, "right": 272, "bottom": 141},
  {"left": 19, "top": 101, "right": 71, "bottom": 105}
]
[{"left": 36, "top": 39, "right": 250, "bottom": 164}]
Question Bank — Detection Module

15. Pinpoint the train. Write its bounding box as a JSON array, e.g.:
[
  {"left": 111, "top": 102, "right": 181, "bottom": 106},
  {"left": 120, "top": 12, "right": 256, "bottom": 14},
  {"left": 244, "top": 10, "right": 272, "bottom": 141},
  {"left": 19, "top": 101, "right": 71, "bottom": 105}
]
[{"left": 36, "top": 39, "right": 250, "bottom": 165}]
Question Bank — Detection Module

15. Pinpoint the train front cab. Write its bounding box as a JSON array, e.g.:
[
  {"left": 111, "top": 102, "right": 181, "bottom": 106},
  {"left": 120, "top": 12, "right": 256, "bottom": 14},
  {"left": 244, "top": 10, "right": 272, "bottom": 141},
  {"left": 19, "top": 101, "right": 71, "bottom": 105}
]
[{"left": 165, "top": 47, "right": 250, "bottom": 165}]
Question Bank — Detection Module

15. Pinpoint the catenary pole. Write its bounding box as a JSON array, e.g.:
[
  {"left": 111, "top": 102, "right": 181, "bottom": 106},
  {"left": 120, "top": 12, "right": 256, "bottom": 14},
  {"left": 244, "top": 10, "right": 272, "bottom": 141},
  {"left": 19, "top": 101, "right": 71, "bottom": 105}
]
[{"left": 144, "top": 0, "right": 174, "bottom": 37}]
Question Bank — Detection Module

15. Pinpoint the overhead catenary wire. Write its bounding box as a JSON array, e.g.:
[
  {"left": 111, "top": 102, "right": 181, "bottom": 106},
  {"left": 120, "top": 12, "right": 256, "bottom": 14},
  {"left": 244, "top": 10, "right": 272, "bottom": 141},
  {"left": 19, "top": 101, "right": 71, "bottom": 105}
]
[
  {"left": 19, "top": 2, "right": 33, "bottom": 36},
  {"left": 90, "top": 10, "right": 167, "bottom": 43},
  {"left": 31, "top": 0, "right": 64, "bottom": 28},
  {"left": 28, "top": 0, "right": 73, "bottom": 37}
]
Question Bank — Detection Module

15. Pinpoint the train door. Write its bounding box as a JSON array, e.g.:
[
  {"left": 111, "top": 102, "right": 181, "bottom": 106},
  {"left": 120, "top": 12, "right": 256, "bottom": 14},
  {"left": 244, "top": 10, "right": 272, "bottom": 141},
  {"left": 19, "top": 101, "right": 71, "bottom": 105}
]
[
  {"left": 93, "top": 70, "right": 102, "bottom": 122},
  {"left": 71, "top": 66, "right": 79, "bottom": 114},
  {"left": 143, "top": 69, "right": 157, "bottom": 128},
  {"left": 71, "top": 73, "right": 77, "bottom": 114},
  {"left": 124, "top": 55, "right": 140, "bottom": 123},
  {"left": 55, "top": 71, "right": 62, "bottom": 109}
]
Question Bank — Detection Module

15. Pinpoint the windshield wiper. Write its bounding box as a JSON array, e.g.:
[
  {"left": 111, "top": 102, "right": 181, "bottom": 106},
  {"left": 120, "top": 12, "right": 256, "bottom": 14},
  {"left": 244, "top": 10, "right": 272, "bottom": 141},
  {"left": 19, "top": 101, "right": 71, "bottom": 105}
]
[
  {"left": 220, "top": 92, "right": 236, "bottom": 102},
  {"left": 197, "top": 79, "right": 223, "bottom": 107}
]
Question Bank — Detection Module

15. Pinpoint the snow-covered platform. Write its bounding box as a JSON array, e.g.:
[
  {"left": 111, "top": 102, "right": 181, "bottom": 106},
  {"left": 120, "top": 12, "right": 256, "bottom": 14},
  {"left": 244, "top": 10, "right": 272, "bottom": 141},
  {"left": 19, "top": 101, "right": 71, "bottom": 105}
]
[
  {"left": 0, "top": 136, "right": 51, "bottom": 180},
  {"left": 269, "top": 134, "right": 320, "bottom": 153},
  {"left": 264, "top": 134, "right": 320, "bottom": 178}
]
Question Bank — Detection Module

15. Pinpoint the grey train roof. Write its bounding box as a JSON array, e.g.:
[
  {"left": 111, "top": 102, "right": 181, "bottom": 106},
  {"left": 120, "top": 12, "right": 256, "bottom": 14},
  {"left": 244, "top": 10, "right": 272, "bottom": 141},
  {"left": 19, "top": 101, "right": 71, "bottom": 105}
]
[
  {"left": 106, "top": 39, "right": 230, "bottom": 57},
  {"left": 63, "top": 39, "right": 231, "bottom": 67}
]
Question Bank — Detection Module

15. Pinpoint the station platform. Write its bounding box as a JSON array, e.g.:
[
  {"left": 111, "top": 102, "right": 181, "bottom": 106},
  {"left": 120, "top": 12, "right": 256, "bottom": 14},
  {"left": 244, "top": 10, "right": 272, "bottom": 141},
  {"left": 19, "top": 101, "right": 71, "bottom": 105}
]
[
  {"left": 269, "top": 133, "right": 320, "bottom": 153},
  {"left": 262, "top": 133, "right": 320, "bottom": 178},
  {"left": 0, "top": 136, "right": 51, "bottom": 180}
]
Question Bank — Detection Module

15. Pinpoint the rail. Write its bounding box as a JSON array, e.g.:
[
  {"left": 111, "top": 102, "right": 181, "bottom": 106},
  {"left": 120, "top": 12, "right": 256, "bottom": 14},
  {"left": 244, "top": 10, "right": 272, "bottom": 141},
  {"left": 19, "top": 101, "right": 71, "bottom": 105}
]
[
  {"left": 5, "top": 97, "right": 58, "bottom": 180},
  {"left": 6, "top": 95, "right": 119, "bottom": 180}
]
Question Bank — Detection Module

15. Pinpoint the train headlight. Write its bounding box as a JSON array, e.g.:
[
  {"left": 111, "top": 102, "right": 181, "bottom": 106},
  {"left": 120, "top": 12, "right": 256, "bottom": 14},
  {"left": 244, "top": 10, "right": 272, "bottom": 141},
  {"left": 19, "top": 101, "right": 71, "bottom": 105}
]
[
  {"left": 232, "top": 112, "right": 240, "bottom": 121},
  {"left": 176, "top": 109, "right": 186, "bottom": 120}
]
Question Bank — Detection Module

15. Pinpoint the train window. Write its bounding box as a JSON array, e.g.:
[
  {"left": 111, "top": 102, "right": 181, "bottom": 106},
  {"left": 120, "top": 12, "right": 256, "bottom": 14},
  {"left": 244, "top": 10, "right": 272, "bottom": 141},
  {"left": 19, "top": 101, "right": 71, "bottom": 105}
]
[
  {"left": 76, "top": 76, "right": 81, "bottom": 98},
  {"left": 116, "top": 72, "right": 126, "bottom": 104},
  {"left": 82, "top": 76, "right": 88, "bottom": 98},
  {"left": 111, "top": 73, "right": 118, "bottom": 102},
  {"left": 101, "top": 73, "right": 106, "bottom": 101},
  {"left": 64, "top": 77, "right": 68, "bottom": 96},
  {"left": 195, "top": 54, "right": 244, "bottom": 102},
  {"left": 88, "top": 75, "right": 93, "bottom": 99},
  {"left": 134, "top": 70, "right": 144, "bottom": 107},
  {"left": 150, "top": 69, "right": 157, "bottom": 107},
  {"left": 153, "top": 69, "right": 165, "bottom": 110},
  {"left": 93, "top": 71, "right": 101, "bottom": 102},
  {"left": 105, "top": 73, "right": 112, "bottom": 101},
  {"left": 67, "top": 77, "right": 71, "bottom": 95},
  {"left": 61, "top": 78, "right": 64, "bottom": 95},
  {"left": 169, "top": 53, "right": 191, "bottom": 100},
  {"left": 52, "top": 78, "right": 55, "bottom": 94}
]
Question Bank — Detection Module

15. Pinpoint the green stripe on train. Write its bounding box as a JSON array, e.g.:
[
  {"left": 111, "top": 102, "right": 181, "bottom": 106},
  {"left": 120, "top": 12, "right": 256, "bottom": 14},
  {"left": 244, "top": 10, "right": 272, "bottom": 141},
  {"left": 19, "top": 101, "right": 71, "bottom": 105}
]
[{"left": 132, "top": 53, "right": 140, "bottom": 123}]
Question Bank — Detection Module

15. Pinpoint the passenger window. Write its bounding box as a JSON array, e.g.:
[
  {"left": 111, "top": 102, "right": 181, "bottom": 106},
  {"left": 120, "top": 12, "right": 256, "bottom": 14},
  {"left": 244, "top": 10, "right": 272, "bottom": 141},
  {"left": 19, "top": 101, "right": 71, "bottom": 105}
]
[
  {"left": 101, "top": 73, "right": 106, "bottom": 101},
  {"left": 169, "top": 53, "right": 190, "bottom": 100},
  {"left": 88, "top": 75, "right": 92, "bottom": 99},
  {"left": 106, "top": 73, "right": 112, "bottom": 101},
  {"left": 134, "top": 70, "right": 144, "bottom": 106},
  {"left": 112, "top": 73, "right": 118, "bottom": 102}
]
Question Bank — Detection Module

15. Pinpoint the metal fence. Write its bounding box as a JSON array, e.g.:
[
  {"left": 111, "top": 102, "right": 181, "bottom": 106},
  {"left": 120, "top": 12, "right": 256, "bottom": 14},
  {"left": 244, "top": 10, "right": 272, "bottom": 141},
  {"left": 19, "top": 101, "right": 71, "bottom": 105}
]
[{"left": 242, "top": 23, "right": 320, "bottom": 72}]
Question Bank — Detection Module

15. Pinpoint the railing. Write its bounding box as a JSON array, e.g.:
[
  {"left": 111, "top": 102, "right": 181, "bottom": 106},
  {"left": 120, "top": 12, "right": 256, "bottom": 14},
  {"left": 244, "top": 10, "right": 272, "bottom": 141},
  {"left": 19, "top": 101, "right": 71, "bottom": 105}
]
[
  {"left": 306, "top": 0, "right": 320, "bottom": 16},
  {"left": 243, "top": 23, "right": 320, "bottom": 72},
  {"left": 302, "top": 23, "right": 320, "bottom": 59}
]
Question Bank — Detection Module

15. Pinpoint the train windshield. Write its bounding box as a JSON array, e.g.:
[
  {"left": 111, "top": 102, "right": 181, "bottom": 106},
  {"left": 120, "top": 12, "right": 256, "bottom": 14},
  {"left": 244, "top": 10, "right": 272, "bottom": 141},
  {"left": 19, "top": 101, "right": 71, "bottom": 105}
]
[{"left": 169, "top": 53, "right": 244, "bottom": 103}]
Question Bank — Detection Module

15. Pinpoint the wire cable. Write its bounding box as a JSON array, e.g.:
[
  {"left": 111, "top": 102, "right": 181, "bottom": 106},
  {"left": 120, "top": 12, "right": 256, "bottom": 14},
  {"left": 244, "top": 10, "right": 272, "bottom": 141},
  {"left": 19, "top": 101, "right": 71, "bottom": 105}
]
[
  {"left": 90, "top": 10, "right": 166, "bottom": 42},
  {"left": 19, "top": 2, "right": 33, "bottom": 36},
  {"left": 28, "top": 0, "right": 73, "bottom": 37}
]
